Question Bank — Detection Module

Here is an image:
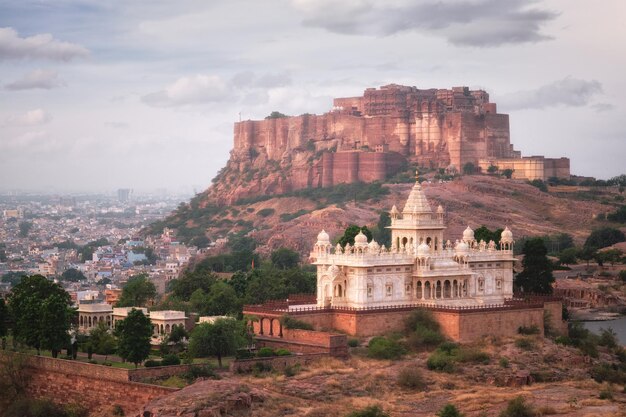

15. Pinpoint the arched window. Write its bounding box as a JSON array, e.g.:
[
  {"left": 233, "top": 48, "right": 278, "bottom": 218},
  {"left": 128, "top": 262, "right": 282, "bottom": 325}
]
[
  {"left": 444, "top": 280, "right": 451, "bottom": 298},
  {"left": 416, "top": 281, "right": 423, "bottom": 299},
  {"left": 436, "top": 281, "right": 442, "bottom": 298}
]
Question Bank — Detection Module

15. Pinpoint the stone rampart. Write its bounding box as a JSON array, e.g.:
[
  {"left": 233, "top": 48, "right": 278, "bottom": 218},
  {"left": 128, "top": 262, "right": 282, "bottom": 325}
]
[
  {"left": 229, "top": 353, "right": 326, "bottom": 373},
  {"left": 1, "top": 353, "right": 176, "bottom": 415}
]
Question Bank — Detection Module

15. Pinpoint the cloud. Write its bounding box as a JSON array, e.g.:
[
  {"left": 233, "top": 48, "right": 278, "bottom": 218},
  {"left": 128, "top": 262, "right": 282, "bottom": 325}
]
[
  {"left": 498, "top": 78, "right": 603, "bottom": 110},
  {"left": 291, "top": 0, "right": 558, "bottom": 47},
  {"left": 3, "top": 109, "right": 51, "bottom": 126},
  {"left": 142, "top": 74, "right": 229, "bottom": 107},
  {"left": 4, "top": 69, "right": 65, "bottom": 90},
  {"left": 591, "top": 103, "right": 615, "bottom": 113},
  {"left": 105, "top": 122, "right": 130, "bottom": 129},
  {"left": 0, "top": 27, "right": 89, "bottom": 61},
  {"left": 143, "top": 72, "right": 292, "bottom": 108}
]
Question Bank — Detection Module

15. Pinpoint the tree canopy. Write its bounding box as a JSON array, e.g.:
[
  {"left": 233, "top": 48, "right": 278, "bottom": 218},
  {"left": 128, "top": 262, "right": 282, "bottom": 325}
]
[
  {"left": 116, "top": 274, "right": 156, "bottom": 307},
  {"left": 270, "top": 248, "right": 300, "bottom": 270},
  {"left": 0, "top": 298, "right": 8, "bottom": 339},
  {"left": 514, "top": 238, "right": 555, "bottom": 294},
  {"left": 188, "top": 318, "right": 244, "bottom": 368},
  {"left": 473, "top": 226, "right": 503, "bottom": 246},
  {"left": 115, "top": 308, "right": 152, "bottom": 367},
  {"left": 60, "top": 268, "right": 86, "bottom": 282},
  {"left": 8, "top": 275, "right": 73, "bottom": 356},
  {"left": 89, "top": 321, "right": 117, "bottom": 361},
  {"left": 584, "top": 227, "right": 626, "bottom": 251},
  {"left": 337, "top": 225, "right": 372, "bottom": 247}
]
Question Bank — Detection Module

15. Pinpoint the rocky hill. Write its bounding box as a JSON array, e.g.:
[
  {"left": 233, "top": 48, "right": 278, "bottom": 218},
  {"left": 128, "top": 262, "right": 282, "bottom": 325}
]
[
  {"left": 149, "top": 173, "right": 623, "bottom": 257},
  {"left": 137, "top": 336, "right": 625, "bottom": 417}
]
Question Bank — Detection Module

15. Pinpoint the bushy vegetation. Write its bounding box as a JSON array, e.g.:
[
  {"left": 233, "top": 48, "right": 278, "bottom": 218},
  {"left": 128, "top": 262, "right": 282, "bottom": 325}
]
[
  {"left": 279, "top": 209, "right": 310, "bottom": 222},
  {"left": 397, "top": 368, "right": 426, "bottom": 390},
  {"left": 256, "top": 208, "right": 275, "bottom": 217},
  {"left": 346, "top": 405, "right": 390, "bottom": 417},
  {"left": 499, "top": 396, "right": 534, "bottom": 417},
  {"left": 404, "top": 309, "right": 445, "bottom": 350},
  {"left": 517, "top": 325, "right": 540, "bottom": 335},
  {"left": 3, "top": 398, "right": 88, "bottom": 417},
  {"left": 280, "top": 315, "right": 314, "bottom": 330},
  {"left": 427, "top": 342, "right": 490, "bottom": 373},
  {"left": 367, "top": 336, "right": 406, "bottom": 360},
  {"left": 437, "top": 404, "right": 464, "bottom": 417}
]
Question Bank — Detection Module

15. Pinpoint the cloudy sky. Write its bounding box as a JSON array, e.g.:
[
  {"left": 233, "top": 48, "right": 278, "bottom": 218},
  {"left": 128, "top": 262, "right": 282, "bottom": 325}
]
[{"left": 0, "top": 0, "right": 624, "bottom": 193}]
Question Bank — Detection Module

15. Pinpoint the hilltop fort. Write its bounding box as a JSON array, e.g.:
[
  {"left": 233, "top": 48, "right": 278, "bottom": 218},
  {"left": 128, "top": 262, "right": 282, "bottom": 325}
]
[{"left": 211, "top": 84, "right": 569, "bottom": 203}]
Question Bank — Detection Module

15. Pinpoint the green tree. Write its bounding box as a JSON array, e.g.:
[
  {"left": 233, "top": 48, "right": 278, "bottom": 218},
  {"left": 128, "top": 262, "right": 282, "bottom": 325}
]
[
  {"left": 529, "top": 179, "right": 548, "bottom": 192},
  {"left": 18, "top": 221, "right": 32, "bottom": 238},
  {"left": 116, "top": 274, "right": 156, "bottom": 307},
  {"left": 270, "top": 248, "right": 300, "bottom": 270},
  {"left": 206, "top": 281, "right": 240, "bottom": 315},
  {"left": 514, "top": 238, "right": 555, "bottom": 294},
  {"left": 89, "top": 322, "right": 117, "bottom": 362},
  {"left": 265, "top": 111, "right": 288, "bottom": 119},
  {"left": 8, "top": 275, "right": 72, "bottom": 356},
  {"left": 1, "top": 271, "right": 27, "bottom": 286},
  {"left": 595, "top": 248, "right": 623, "bottom": 267},
  {"left": 171, "top": 271, "right": 217, "bottom": 301},
  {"left": 337, "top": 225, "right": 372, "bottom": 247},
  {"left": 0, "top": 298, "right": 8, "bottom": 342},
  {"left": 487, "top": 165, "right": 498, "bottom": 174},
  {"left": 115, "top": 309, "right": 152, "bottom": 367},
  {"left": 577, "top": 246, "right": 596, "bottom": 267},
  {"left": 437, "top": 404, "right": 464, "bottom": 417},
  {"left": 558, "top": 247, "right": 579, "bottom": 265},
  {"left": 372, "top": 212, "right": 391, "bottom": 247},
  {"left": 60, "top": 268, "right": 86, "bottom": 282},
  {"left": 607, "top": 205, "right": 626, "bottom": 223},
  {"left": 188, "top": 318, "right": 244, "bottom": 368},
  {"left": 584, "top": 227, "right": 626, "bottom": 251},
  {"left": 462, "top": 162, "right": 476, "bottom": 175},
  {"left": 502, "top": 168, "right": 514, "bottom": 179},
  {"left": 473, "top": 226, "right": 503, "bottom": 246}
]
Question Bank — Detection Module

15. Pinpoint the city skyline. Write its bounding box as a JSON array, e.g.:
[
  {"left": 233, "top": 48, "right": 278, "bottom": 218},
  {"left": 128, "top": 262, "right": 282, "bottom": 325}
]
[{"left": 1, "top": 0, "right": 625, "bottom": 192}]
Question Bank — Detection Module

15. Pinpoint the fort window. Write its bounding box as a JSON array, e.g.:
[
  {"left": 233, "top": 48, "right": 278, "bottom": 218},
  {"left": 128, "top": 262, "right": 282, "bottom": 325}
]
[
  {"left": 416, "top": 281, "right": 423, "bottom": 299},
  {"left": 487, "top": 263, "right": 492, "bottom": 267},
  {"left": 478, "top": 279, "right": 484, "bottom": 292},
  {"left": 386, "top": 284, "right": 393, "bottom": 296},
  {"left": 386, "top": 268, "right": 391, "bottom": 271},
  {"left": 405, "top": 284, "right": 412, "bottom": 294},
  {"left": 367, "top": 285, "right": 373, "bottom": 297},
  {"left": 376, "top": 268, "right": 382, "bottom": 272},
  {"left": 496, "top": 263, "right": 501, "bottom": 267},
  {"left": 436, "top": 281, "right": 442, "bottom": 299},
  {"left": 395, "top": 268, "right": 401, "bottom": 271}
]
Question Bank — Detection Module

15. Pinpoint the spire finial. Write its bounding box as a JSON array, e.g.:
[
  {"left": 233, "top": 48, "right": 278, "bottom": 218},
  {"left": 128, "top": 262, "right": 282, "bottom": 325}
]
[{"left": 415, "top": 169, "right": 419, "bottom": 183}]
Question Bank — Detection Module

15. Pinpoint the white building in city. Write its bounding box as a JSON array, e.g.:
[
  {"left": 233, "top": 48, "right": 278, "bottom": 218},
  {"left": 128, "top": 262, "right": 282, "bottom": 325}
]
[{"left": 310, "top": 176, "right": 516, "bottom": 308}]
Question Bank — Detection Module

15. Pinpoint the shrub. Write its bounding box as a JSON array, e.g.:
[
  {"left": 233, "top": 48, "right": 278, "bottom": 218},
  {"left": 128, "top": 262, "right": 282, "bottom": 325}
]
[
  {"left": 405, "top": 309, "right": 444, "bottom": 349},
  {"left": 599, "top": 388, "right": 613, "bottom": 400},
  {"left": 499, "top": 357, "right": 510, "bottom": 368},
  {"left": 281, "top": 315, "right": 314, "bottom": 330},
  {"left": 367, "top": 336, "right": 406, "bottom": 360},
  {"left": 161, "top": 354, "right": 181, "bottom": 366},
  {"left": 183, "top": 364, "right": 218, "bottom": 382},
  {"left": 457, "top": 348, "right": 490, "bottom": 364},
  {"left": 405, "top": 309, "right": 440, "bottom": 333},
  {"left": 257, "top": 347, "right": 275, "bottom": 357},
  {"left": 347, "top": 405, "right": 390, "bottom": 417},
  {"left": 348, "top": 338, "right": 359, "bottom": 348},
  {"left": 144, "top": 359, "right": 161, "bottom": 367},
  {"left": 252, "top": 361, "right": 273, "bottom": 376},
  {"left": 397, "top": 368, "right": 426, "bottom": 390},
  {"left": 591, "top": 363, "right": 626, "bottom": 384},
  {"left": 517, "top": 325, "right": 540, "bottom": 335},
  {"left": 235, "top": 349, "right": 255, "bottom": 359},
  {"left": 161, "top": 376, "right": 187, "bottom": 388},
  {"left": 284, "top": 364, "right": 300, "bottom": 377},
  {"left": 275, "top": 348, "right": 291, "bottom": 356},
  {"left": 598, "top": 328, "right": 619, "bottom": 349},
  {"left": 111, "top": 405, "right": 125, "bottom": 416},
  {"left": 515, "top": 338, "right": 535, "bottom": 351},
  {"left": 499, "top": 396, "right": 534, "bottom": 417},
  {"left": 437, "top": 404, "right": 464, "bottom": 417},
  {"left": 256, "top": 208, "right": 275, "bottom": 217},
  {"left": 427, "top": 351, "right": 455, "bottom": 373}
]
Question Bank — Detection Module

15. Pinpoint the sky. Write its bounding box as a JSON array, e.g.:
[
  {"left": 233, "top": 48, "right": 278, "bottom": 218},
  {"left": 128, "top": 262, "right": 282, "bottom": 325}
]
[{"left": 0, "top": 0, "right": 624, "bottom": 194}]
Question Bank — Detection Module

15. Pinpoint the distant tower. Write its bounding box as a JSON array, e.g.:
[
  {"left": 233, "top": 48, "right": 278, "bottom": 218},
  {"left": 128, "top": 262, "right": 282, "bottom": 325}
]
[{"left": 117, "top": 188, "right": 132, "bottom": 203}]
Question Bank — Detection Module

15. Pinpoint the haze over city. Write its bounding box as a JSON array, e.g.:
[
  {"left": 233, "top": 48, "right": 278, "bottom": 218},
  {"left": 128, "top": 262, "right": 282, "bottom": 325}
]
[{"left": 0, "top": 0, "right": 624, "bottom": 193}]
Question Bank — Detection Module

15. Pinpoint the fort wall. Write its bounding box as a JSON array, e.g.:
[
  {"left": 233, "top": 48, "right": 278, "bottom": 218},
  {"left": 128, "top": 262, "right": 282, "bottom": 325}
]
[{"left": 1, "top": 354, "right": 176, "bottom": 415}]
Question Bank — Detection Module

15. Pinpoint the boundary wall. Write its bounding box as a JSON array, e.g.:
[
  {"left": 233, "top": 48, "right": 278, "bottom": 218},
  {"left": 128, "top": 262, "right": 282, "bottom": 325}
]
[
  {"left": 1, "top": 353, "right": 177, "bottom": 415},
  {"left": 244, "top": 297, "right": 567, "bottom": 342}
]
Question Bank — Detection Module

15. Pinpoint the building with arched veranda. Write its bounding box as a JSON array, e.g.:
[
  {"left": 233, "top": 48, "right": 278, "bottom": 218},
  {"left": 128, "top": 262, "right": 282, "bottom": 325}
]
[{"left": 311, "top": 175, "right": 516, "bottom": 309}]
